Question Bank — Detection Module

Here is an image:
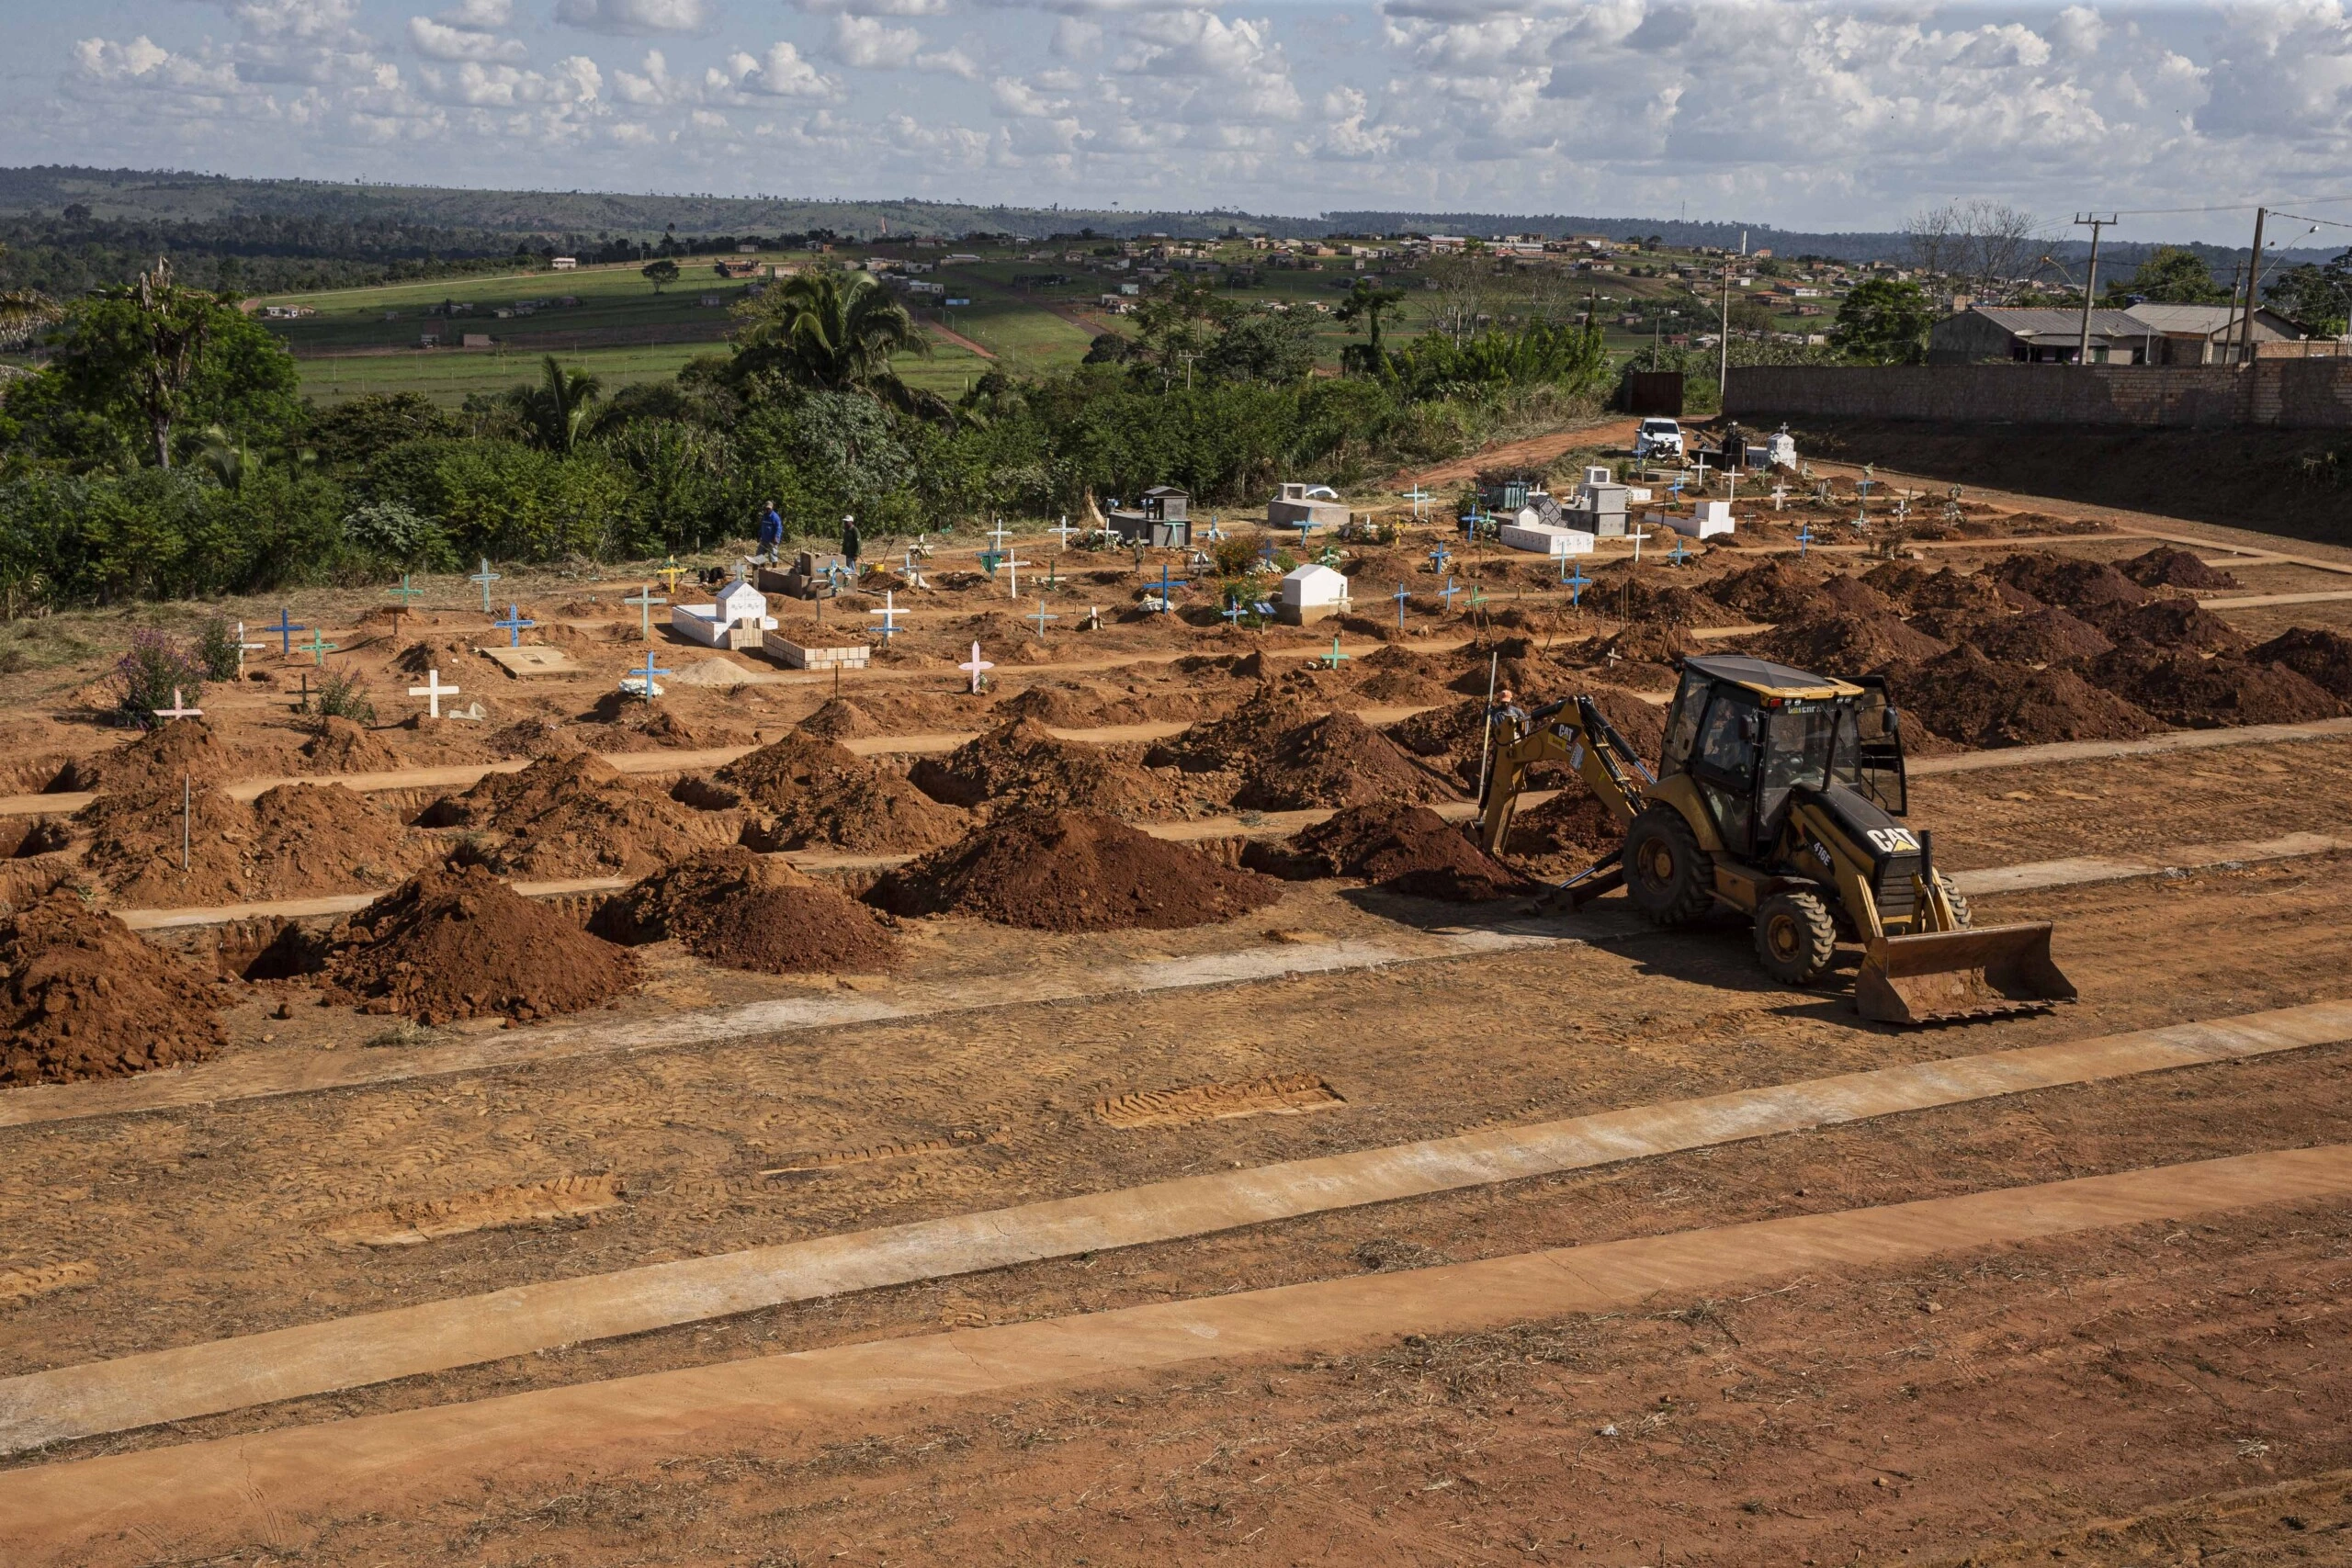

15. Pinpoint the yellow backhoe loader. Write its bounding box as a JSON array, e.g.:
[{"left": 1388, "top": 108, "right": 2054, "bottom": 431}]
[{"left": 1479, "top": 654, "right": 2075, "bottom": 1026}]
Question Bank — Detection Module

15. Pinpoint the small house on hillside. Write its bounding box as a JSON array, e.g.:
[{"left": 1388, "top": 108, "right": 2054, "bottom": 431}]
[
  {"left": 673, "top": 579, "right": 775, "bottom": 650},
  {"left": 1928, "top": 304, "right": 2301, "bottom": 366}
]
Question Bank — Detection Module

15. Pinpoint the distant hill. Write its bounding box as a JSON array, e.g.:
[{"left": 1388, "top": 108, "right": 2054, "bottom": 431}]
[{"left": 0, "top": 165, "right": 2328, "bottom": 292}]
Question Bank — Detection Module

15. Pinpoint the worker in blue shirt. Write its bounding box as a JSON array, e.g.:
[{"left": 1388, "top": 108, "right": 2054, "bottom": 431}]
[{"left": 756, "top": 501, "right": 784, "bottom": 565}]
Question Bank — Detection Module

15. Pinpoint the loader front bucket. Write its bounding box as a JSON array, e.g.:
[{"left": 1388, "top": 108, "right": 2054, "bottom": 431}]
[{"left": 1856, "top": 923, "right": 2076, "bottom": 1026}]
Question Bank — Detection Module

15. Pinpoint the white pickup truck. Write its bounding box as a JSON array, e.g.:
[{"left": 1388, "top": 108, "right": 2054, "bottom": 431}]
[{"left": 1633, "top": 417, "right": 1685, "bottom": 462}]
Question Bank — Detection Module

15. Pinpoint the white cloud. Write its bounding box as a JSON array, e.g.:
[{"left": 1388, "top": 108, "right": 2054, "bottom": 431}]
[
  {"left": 552, "top": 0, "right": 718, "bottom": 36},
  {"left": 407, "top": 17, "right": 528, "bottom": 62},
  {"left": 831, "top": 13, "right": 928, "bottom": 66},
  {"left": 74, "top": 35, "right": 176, "bottom": 81},
  {"left": 722, "top": 41, "right": 844, "bottom": 97},
  {"left": 797, "top": 0, "right": 954, "bottom": 14}
]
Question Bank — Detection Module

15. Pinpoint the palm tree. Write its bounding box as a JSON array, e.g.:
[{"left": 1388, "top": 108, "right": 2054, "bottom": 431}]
[
  {"left": 510, "top": 355, "right": 603, "bottom": 454},
  {"left": 1335, "top": 278, "right": 1407, "bottom": 376},
  {"left": 730, "top": 269, "right": 932, "bottom": 408}
]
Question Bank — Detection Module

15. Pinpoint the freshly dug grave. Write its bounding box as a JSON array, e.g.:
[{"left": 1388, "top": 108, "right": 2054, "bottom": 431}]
[
  {"left": 910, "top": 717, "right": 1170, "bottom": 815},
  {"left": 1883, "top": 646, "right": 2157, "bottom": 749},
  {"left": 1158, "top": 684, "right": 1322, "bottom": 775},
  {"left": 422, "top": 750, "right": 720, "bottom": 879},
  {"left": 1501, "top": 787, "right": 1624, "bottom": 866},
  {"left": 298, "top": 716, "right": 406, "bottom": 774},
  {"left": 2086, "top": 648, "right": 2346, "bottom": 728},
  {"left": 718, "top": 730, "right": 966, "bottom": 853},
  {"left": 2252, "top": 628, "right": 2352, "bottom": 700},
  {"left": 1704, "top": 558, "right": 1840, "bottom": 621},
  {"left": 1747, "top": 611, "right": 1949, "bottom": 673},
  {"left": 79, "top": 782, "right": 434, "bottom": 908},
  {"left": 1989, "top": 553, "right": 2148, "bottom": 615},
  {"left": 1234, "top": 710, "right": 1457, "bottom": 812},
  {"left": 1351, "top": 665, "right": 1454, "bottom": 705},
  {"left": 1385, "top": 686, "right": 1666, "bottom": 792},
  {"left": 591, "top": 848, "right": 898, "bottom": 975},
  {"left": 1864, "top": 563, "right": 2038, "bottom": 615},
  {"left": 1245, "top": 803, "right": 1532, "bottom": 902},
  {"left": 2121, "top": 545, "right": 2240, "bottom": 592},
  {"left": 0, "top": 890, "right": 224, "bottom": 1085},
  {"left": 2096, "top": 597, "right": 2249, "bottom": 656},
  {"left": 792, "top": 697, "right": 885, "bottom": 739},
  {"left": 53, "top": 717, "right": 242, "bottom": 794},
  {"left": 323, "top": 865, "right": 639, "bottom": 1024},
  {"left": 995, "top": 682, "right": 1170, "bottom": 728},
  {"left": 1906, "top": 605, "right": 2113, "bottom": 664},
  {"left": 869, "top": 808, "right": 1281, "bottom": 931}
]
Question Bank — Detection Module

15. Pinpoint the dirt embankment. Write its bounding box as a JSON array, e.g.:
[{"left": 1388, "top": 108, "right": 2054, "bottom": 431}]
[
  {"left": 910, "top": 717, "right": 1172, "bottom": 816},
  {"left": 869, "top": 808, "right": 1283, "bottom": 931},
  {"left": 323, "top": 865, "right": 640, "bottom": 1024},
  {"left": 593, "top": 848, "right": 899, "bottom": 975},
  {"left": 0, "top": 890, "right": 225, "bottom": 1084}
]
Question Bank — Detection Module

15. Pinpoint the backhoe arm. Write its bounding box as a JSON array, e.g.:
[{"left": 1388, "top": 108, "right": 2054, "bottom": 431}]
[{"left": 1477, "top": 695, "right": 1653, "bottom": 857}]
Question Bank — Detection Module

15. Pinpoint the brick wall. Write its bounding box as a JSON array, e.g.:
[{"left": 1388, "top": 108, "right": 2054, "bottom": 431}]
[{"left": 1725, "top": 361, "right": 2352, "bottom": 430}]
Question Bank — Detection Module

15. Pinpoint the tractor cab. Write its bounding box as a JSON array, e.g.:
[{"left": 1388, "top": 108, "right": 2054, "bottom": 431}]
[{"left": 1657, "top": 654, "right": 1907, "bottom": 861}]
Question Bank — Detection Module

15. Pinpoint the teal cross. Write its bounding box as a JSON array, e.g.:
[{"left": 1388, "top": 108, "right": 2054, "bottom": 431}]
[
  {"left": 301, "top": 626, "right": 338, "bottom": 666},
  {"left": 469, "top": 558, "right": 501, "bottom": 614},
  {"left": 386, "top": 573, "right": 425, "bottom": 608},
  {"left": 1321, "top": 636, "right": 1349, "bottom": 670},
  {"left": 1668, "top": 538, "right": 1691, "bottom": 567},
  {"left": 1029, "top": 595, "right": 1058, "bottom": 641},
  {"left": 623, "top": 582, "right": 665, "bottom": 640}
]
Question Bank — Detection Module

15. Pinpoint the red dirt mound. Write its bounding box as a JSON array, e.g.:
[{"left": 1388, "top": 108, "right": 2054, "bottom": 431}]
[
  {"left": 299, "top": 716, "right": 406, "bottom": 774},
  {"left": 1387, "top": 686, "right": 1665, "bottom": 793},
  {"left": 2098, "top": 598, "right": 2250, "bottom": 656},
  {"left": 1704, "top": 559, "right": 1839, "bottom": 621},
  {"left": 1989, "top": 553, "right": 2147, "bottom": 615},
  {"left": 592, "top": 848, "right": 898, "bottom": 974},
  {"left": 869, "top": 808, "right": 1282, "bottom": 931},
  {"left": 1865, "top": 563, "right": 2042, "bottom": 615},
  {"left": 1352, "top": 666, "right": 1454, "bottom": 705},
  {"left": 424, "top": 750, "right": 722, "bottom": 878},
  {"left": 1581, "top": 569, "right": 1735, "bottom": 627},
  {"left": 2251, "top": 628, "right": 2352, "bottom": 700},
  {"left": 54, "top": 717, "right": 240, "bottom": 794},
  {"left": 1748, "top": 612, "right": 1949, "bottom": 673},
  {"left": 1248, "top": 803, "right": 1532, "bottom": 902},
  {"left": 910, "top": 717, "right": 1170, "bottom": 815},
  {"left": 1907, "top": 606, "right": 2113, "bottom": 664},
  {"left": 793, "top": 697, "right": 884, "bottom": 740},
  {"left": 718, "top": 731, "right": 966, "bottom": 853},
  {"left": 1235, "top": 710, "right": 1457, "bottom": 812},
  {"left": 323, "top": 865, "right": 639, "bottom": 1024},
  {"left": 79, "top": 782, "right": 434, "bottom": 909},
  {"left": 0, "top": 891, "right": 224, "bottom": 1085},
  {"left": 1502, "top": 787, "right": 1623, "bottom": 866},
  {"left": 1162, "top": 685, "right": 1321, "bottom": 775},
  {"left": 2086, "top": 649, "right": 2346, "bottom": 729},
  {"left": 1883, "top": 647, "right": 2156, "bottom": 749},
  {"left": 2121, "top": 545, "right": 2241, "bottom": 592}
]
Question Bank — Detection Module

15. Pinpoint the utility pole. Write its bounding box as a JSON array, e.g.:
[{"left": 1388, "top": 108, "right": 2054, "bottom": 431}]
[
  {"left": 1718, "top": 260, "right": 1731, "bottom": 404},
  {"left": 2236, "top": 206, "right": 2267, "bottom": 367},
  {"left": 2073, "top": 212, "right": 2115, "bottom": 363}
]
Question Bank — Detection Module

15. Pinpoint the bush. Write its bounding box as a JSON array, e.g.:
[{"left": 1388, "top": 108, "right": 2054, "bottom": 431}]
[
  {"left": 305, "top": 667, "right": 377, "bottom": 724},
  {"left": 113, "top": 627, "right": 206, "bottom": 728},
  {"left": 342, "top": 501, "right": 452, "bottom": 570},
  {"left": 194, "top": 616, "right": 242, "bottom": 680}
]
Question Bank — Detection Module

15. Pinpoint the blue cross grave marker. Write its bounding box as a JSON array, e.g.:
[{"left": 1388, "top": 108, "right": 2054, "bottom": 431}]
[
  {"left": 493, "top": 603, "right": 535, "bottom": 647},
  {"left": 1795, "top": 524, "right": 1815, "bottom": 557},
  {"left": 627, "top": 648, "right": 672, "bottom": 700},
  {"left": 262, "top": 607, "right": 304, "bottom": 656},
  {"left": 1565, "top": 565, "right": 1593, "bottom": 609},
  {"left": 1439, "top": 577, "right": 1462, "bottom": 613},
  {"left": 1392, "top": 581, "right": 1411, "bottom": 630}
]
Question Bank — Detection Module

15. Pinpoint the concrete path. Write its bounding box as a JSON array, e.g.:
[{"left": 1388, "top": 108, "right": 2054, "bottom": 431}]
[
  {"left": 10, "top": 1142, "right": 2350, "bottom": 1567},
  {"left": 1, "top": 998, "right": 2344, "bottom": 1457}
]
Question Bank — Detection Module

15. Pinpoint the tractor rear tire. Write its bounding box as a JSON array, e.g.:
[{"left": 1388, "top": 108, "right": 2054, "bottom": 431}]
[
  {"left": 1623, "top": 807, "right": 1714, "bottom": 928},
  {"left": 1754, "top": 890, "right": 1838, "bottom": 987}
]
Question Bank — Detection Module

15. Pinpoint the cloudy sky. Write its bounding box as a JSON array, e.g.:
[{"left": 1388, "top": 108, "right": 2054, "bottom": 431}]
[{"left": 6, "top": 1, "right": 2351, "bottom": 241}]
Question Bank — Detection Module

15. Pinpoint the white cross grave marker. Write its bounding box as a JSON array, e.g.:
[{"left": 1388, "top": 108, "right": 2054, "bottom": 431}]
[
  {"left": 1002, "top": 555, "right": 1034, "bottom": 597},
  {"left": 407, "top": 668, "right": 459, "bottom": 719},
  {"left": 959, "top": 641, "right": 994, "bottom": 695},
  {"left": 869, "top": 590, "right": 905, "bottom": 642},
  {"left": 233, "top": 621, "right": 265, "bottom": 679},
  {"left": 155, "top": 688, "right": 203, "bottom": 722}
]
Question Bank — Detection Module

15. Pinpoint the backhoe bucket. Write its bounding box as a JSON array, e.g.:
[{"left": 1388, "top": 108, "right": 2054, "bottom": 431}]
[{"left": 1856, "top": 923, "right": 2076, "bottom": 1026}]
